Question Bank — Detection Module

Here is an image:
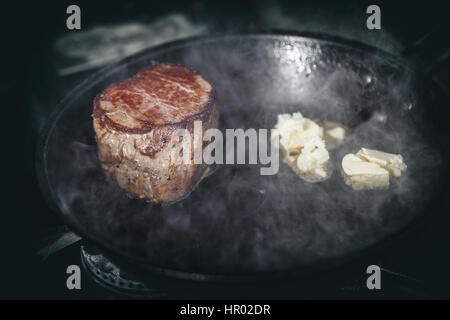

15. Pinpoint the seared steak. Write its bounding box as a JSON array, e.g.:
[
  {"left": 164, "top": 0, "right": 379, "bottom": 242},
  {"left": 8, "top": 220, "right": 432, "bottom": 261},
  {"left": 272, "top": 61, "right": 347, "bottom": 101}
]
[{"left": 93, "top": 63, "right": 218, "bottom": 203}]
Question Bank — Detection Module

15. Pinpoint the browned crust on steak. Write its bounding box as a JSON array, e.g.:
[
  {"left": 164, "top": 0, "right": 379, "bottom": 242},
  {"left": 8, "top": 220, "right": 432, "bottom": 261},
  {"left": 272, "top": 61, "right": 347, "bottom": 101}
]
[
  {"left": 92, "top": 63, "right": 219, "bottom": 203},
  {"left": 93, "top": 63, "right": 216, "bottom": 134}
]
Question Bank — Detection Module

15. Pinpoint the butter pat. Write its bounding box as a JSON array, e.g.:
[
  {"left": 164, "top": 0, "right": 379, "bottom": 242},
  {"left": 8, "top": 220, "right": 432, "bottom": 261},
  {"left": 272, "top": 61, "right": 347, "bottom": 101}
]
[
  {"left": 342, "top": 154, "right": 389, "bottom": 189},
  {"left": 322, "top": 121, "right": 350, "bottom": 149},
  {"left": 356, "top": 148, "right": 407, "bottom": 178},
  {"left": 327, "top": 127, "right": 346, "bottom": 141},
  {"left": 272, "top": 112, "right": 331, "bottom": 182},
  {"left": 271, "top": 112, "right": 324, "bottom": 153},
  {"left": 297, "top": 136, "right": 330, "bottom": 179},
  {"left": 341, "top": 148, "right": 407, "bottom": 190}
]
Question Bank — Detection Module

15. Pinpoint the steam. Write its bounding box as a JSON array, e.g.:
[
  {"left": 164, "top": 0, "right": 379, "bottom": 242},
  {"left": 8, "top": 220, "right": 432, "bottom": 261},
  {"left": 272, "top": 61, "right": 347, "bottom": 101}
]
[
  {"left": 45, "top": 34, "right": 444, "bottom": 275},
  {"left": 37, "top": 7, "right": 445, "bottom": 275}
]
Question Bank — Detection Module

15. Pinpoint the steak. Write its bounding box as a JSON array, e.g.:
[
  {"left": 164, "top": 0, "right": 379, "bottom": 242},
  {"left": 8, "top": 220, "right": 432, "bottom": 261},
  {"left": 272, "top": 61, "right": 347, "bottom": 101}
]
[{"left": 93, "top": 63, "right": 219, "bottom": 203}]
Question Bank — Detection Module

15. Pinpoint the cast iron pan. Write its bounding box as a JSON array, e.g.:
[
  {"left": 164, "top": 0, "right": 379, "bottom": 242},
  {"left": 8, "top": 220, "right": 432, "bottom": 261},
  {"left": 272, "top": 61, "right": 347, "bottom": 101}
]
[{"left": 37, "top": 32, "right": 450, "bottom": 282}]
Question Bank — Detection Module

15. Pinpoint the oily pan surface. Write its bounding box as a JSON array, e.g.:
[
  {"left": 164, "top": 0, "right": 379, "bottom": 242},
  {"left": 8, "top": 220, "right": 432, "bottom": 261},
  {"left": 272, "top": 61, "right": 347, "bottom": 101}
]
[{"left": 44, "top": 36, "right": 445, "bottom": 275}]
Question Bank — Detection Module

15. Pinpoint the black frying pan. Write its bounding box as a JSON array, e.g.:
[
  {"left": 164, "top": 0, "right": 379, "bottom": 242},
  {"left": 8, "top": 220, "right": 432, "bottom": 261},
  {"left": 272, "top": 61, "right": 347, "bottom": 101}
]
[{"left": 37, "top": 32, "right": 450, "bottom": 282}]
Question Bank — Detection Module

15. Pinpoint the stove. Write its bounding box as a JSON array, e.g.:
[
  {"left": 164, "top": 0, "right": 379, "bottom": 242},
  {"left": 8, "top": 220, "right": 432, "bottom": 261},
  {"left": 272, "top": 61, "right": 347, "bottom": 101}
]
[{"left": 31, "top": 228, "right": 446, "bottom": 299}]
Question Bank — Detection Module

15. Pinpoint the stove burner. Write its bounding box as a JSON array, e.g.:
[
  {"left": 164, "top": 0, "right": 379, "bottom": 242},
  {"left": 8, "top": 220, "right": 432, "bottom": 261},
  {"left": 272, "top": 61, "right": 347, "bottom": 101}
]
[
  {"left": 80, "top": 241, "right": 167, "bottom": 298},
  {"left": 76, "top": 239, "right": 434, "bottom": 298}
]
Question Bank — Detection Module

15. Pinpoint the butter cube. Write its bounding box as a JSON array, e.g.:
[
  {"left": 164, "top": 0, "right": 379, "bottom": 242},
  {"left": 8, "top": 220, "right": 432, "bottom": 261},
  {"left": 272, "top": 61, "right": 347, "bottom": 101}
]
[
  {"left": 342, "top": 154, "right": 390, "bottom": 190},
  {"left": 356, "top": 148, "right": 407, "bottom": 178}
]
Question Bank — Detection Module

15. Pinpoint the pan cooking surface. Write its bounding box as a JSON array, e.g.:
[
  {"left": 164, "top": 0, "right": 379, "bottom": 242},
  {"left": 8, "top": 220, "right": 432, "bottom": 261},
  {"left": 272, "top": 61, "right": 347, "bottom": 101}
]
[{"left": 42, "top": 35, "right": 447, "bottom": 277}]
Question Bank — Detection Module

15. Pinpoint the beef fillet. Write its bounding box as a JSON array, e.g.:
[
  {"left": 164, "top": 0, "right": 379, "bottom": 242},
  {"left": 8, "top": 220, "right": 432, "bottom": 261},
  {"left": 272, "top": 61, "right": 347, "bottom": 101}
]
[{"left": 93, "top": 63, "right": 218, "bottom": 203}]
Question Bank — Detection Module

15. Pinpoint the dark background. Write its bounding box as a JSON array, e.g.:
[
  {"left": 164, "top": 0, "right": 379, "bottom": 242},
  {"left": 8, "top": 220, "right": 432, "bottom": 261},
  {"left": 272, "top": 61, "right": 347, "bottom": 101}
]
[{"left": 2, "top": 0, "right": 450, "bottom": 299}]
